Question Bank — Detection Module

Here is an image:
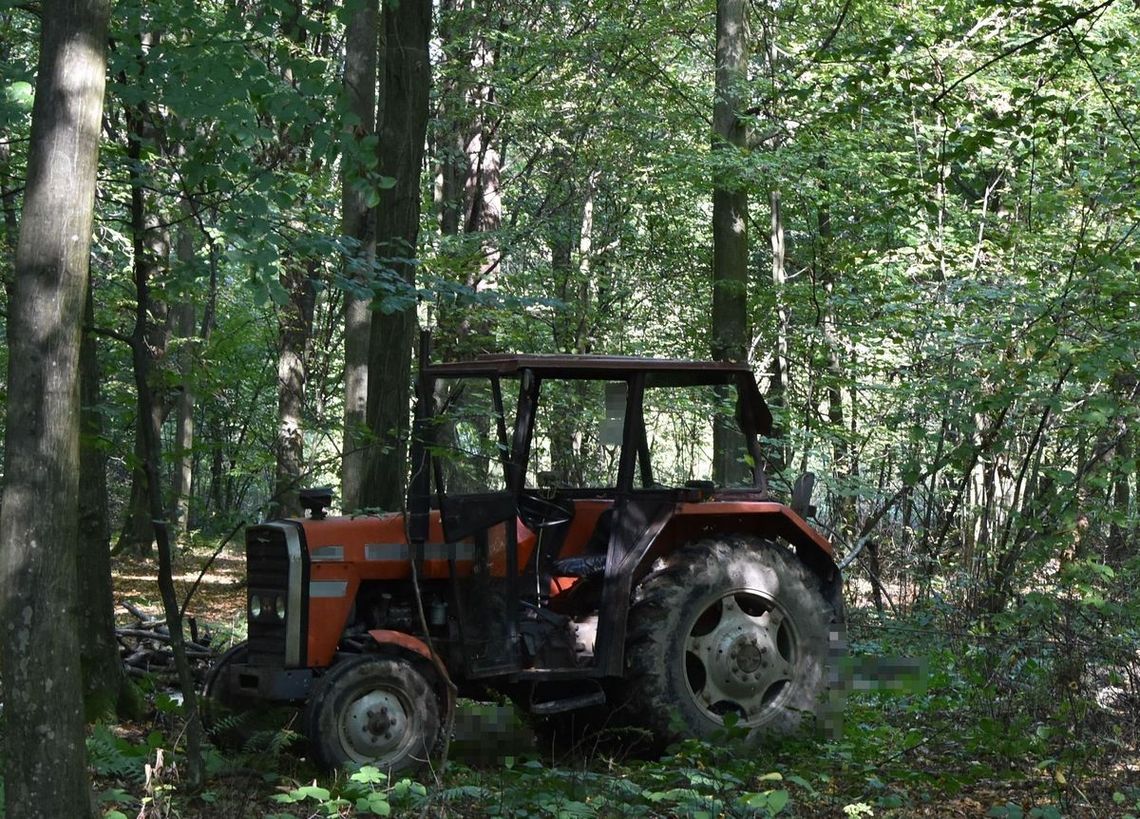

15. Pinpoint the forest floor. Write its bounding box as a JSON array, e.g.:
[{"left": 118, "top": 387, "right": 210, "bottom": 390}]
[{"left": 99, "top": 543, "right": 1140, "bottom": 818}]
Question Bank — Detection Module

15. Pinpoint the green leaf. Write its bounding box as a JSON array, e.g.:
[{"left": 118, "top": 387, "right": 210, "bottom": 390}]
[
  {"left": 5, "top": 80, "right": 33, "bottom": 110},
  {"left": 351, "top": 765, "right": 384, "bottom": 784},
  {"left": 293, "top": 785, "right": 331, "bottom": 801}
]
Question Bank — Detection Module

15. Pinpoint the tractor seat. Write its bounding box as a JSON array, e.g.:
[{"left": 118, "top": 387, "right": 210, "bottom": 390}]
[
  {"left": 549, "top": 553, "right": 607, "bottom": 579},
  {"left": 548, "top": 508, "right": 613, "bottom": 579}
]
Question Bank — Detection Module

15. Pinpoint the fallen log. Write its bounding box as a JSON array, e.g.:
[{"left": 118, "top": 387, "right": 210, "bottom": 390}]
[{"left": 116, "top": 602, "right": 217, "bottom": 686}]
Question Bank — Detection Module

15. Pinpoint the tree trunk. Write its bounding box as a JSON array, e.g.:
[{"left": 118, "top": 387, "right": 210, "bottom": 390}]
[
  {"left": 818, "top": 169, "right": 851, "bottom": 532},
  {"left": 1108, "top": 428, "right": 1131, "bottom": 566},
  {"left": 169, "top": 207, "right": 197, "bottom": 539},
  {"left": 0, "top": 1, "right": 111, "bottom": 814},
  {"left": 362, "top": 0, "right": 432, "bottom": 511},
  {"left": 117, "top": 110, "right": 170, "bottom": 554},
  {"left": 341, "top": 0, "right": 379, "bottom": 511},
  {"left": 129, "top": 207, "right": 204, "bottom": 793},
  {"left": 768, "top": 189, "right": 788, "bottom": 468},
  {"left": 711, "top": 0, "right": 749, "bottom": 485},
  {"left": 0, "top": 137, "right": 18, "bottom": 291},
  {"left": 436, "top": 0, "right": 502, "bottom": 360},
  {"left": 274, "top": 261, "right": 317, "bottom": 517},
  {"left": 78, "top": 286, "right": 134, "bottom": 720}
]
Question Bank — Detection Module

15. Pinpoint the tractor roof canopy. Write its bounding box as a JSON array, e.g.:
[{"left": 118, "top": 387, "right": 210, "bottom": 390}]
[{"left": 424, "top": 354, "right": 772, "bottom": 438}]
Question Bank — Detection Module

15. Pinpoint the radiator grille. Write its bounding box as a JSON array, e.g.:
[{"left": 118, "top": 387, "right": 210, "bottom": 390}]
[{"left": 246, "top": 525, "right": 290, "bottom": 666}]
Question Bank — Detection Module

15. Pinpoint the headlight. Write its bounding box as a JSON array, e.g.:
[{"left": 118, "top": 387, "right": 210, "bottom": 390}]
[
  {"left": 274, "top": 596, "right": 286, "bottom": 620},
  {"left": 250, "top": 594, "right": 262, "bottom": 619}
]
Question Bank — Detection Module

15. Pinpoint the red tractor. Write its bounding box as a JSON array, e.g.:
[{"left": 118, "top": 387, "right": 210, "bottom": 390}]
[{"left": 206, "top": 355, "right": 844, "bottom": 771}]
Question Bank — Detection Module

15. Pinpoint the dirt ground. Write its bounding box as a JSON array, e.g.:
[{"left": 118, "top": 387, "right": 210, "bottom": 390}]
[{"left": 113, "top": 543, "right": 248, "bottom": 639}]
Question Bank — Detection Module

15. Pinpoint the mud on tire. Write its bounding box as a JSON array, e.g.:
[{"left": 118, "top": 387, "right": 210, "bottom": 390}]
[{"left": 625, "top": 535, "right": 840, "bottom": 748}]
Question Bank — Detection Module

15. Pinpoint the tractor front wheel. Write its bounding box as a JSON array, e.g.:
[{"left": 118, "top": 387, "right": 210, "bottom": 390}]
[
  {"left": 304, "top": 652, "right": 442, "bottom": 773},
  {"left": 625, "top": 535, "right": 838, "bottom": 748}
]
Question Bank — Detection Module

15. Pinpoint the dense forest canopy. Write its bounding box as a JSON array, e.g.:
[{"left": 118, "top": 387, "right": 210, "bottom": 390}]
[
  {"left": 0, "top": 0, "right": 1138, "bottom": 814},
  {"left": 2, "top": 0, "right": 1130, "bottom": 582}
]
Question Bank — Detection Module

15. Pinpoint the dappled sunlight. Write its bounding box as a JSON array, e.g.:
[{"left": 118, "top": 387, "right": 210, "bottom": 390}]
[{"left": 113, "top": 547, "right": 246, "bottom": 627}]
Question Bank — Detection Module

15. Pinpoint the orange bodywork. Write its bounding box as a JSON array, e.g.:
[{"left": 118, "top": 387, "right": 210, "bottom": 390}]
[
  {"left": 301, "top": 511, "right": 538, "bottom": 666},
  {"left": 297, "top": 497, "right": 832, "bottom": 668}
]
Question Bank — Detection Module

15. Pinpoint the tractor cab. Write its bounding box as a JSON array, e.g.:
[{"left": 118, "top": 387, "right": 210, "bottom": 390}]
[{"left": 414, "top": 356, "right": 781, "bottom": 681}]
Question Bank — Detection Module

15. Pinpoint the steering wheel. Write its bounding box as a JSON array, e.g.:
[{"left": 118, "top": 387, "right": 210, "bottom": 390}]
[{"left": 517, "top": 492, "right": 573, "bottom": 531}]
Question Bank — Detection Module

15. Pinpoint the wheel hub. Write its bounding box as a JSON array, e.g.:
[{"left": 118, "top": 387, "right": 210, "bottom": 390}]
[
  {"left": 708, "top": 627, "right": 771, "bottom": 695},
  {"left": 684, "top": 591, "right": 798, "bottom": 725},
  {"left": 733, "top": 638, "right": 764, "bottom": 674},
  {"left": 342, "top": 690, "right": 408, "bottom": 759}
]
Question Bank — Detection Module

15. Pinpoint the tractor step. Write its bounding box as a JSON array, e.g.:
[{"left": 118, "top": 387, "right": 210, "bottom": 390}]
[{"left": 530, "top": 690, "right": 606, "bottom": 716}]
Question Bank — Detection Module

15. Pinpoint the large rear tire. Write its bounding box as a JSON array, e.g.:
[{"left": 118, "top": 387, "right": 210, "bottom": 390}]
[
  {"left": 625, "top": 535, "right": 839, "bottom": 748},
  {"left": 304, "top": 653, "right": 442, "bottom": 773}
]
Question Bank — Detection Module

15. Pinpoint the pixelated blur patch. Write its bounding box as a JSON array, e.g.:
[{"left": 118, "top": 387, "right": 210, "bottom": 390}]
[
  {"left": 841, "top": 655, "right": 930, "bottom": 694},
  {"left": 450, "top": 702, "right": 536, "bottom": 763}
]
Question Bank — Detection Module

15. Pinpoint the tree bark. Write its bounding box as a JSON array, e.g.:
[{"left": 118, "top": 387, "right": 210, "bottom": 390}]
[
  {"left": 274, "top": 261, "right": 317, "bottom": 516},
  {"left": 78, "top": 286, "right": 133, "bottom": 720},
  {"left": 768, "top": 189, "right": 788, "bottom": 469},
  {"left": 711, "top": 0, "right": 749, "bottom": 485},
  {"left": 0, "top": 138, "right": 18, "bottom": 290},
  {"left": 270, "top": 0, "right": 324, "bottom": 518},
  {"left": 169, "top": 206, "right": 197, "bottom": 539},
  {"left": 436, "top": 0, "right": 502, "bottom": 360},
  {"left": 129, "top": 207, "right": 205, "bottom": 793},
  {"left": 362, "top": 0, "right": 432, "bottom": 511},
  {"left": 341, "top": 0, "right": 379, "bottom": 511},
  {"left": 0, "top": 1, "right": 111, "bottom": 815},
  {"left": 818, "top": 169, "right": 851, "bottom": 532},
  {"left": 117, "top": 101, "right": 170, "bottom": 554}
]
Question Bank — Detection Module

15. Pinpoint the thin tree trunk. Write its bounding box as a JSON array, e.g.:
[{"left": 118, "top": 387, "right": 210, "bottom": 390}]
[
  {"left": 274, "top": 261, "right": 316, "bottom": 516},
  {"left": 711, "top": 0, "right": 749, "bottom": 485},
  {"left": 0, "top": 1, "right": 111, "bottom": 814},
  {"left": 768, "top": 189, "right": 788, "bottom": 469},
  {"left": 117, "top": 104, "right": 170, "bottom": 554},
  {"left": 818, "top": 169, "right": 850, "bottom": 531},
  {"left": 1108, "top": 427, "right": 1131, "bottom": 566},
  {"left": 0, "top": 138, "right": 18, "bottom": 292},
  {"left": 169, "top": 206, "right": 197, "bottom": 539},
  {"left": 341, "top": 0, "right": 379, "bottom": 511},
  {"left": 78, "top": 286, "right": 133, "bottom": 720},
  {"left": 363, "top": 0, "right": 432, "bottom": 511},
  {"left": 130, "top": 216, "right": 204, "bottom": 792},
  {"left": 270, "top": 2, "right": 323, "bottom": 518}
]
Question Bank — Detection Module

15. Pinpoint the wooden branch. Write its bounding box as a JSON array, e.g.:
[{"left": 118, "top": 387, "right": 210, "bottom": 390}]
[{"left": 932, "top": 0, "right": 1118, "bottom": 106}]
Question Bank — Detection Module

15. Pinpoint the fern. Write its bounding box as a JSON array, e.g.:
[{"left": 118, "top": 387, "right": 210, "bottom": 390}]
[{"left": 87, "top": 724, "right": 149, "bottom": 785}]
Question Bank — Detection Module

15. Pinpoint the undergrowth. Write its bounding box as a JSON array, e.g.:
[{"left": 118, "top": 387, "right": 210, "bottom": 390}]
[{"left": 63, "top": 590, "right": 1140, "bottom": 817}]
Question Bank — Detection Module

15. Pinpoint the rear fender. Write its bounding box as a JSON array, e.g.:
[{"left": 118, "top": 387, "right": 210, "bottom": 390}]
[{"left": 658, "top": 502, "right": 841, "bottom": 608}]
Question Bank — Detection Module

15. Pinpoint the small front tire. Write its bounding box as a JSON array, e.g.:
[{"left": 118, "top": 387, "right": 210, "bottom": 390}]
[{"left": 304, "top": 653, "right": 442, "bottom": 773}]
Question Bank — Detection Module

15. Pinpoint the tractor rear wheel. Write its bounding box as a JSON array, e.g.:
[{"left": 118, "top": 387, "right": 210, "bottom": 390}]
[
  {"left": 625, "top": 535, "right": 838, "bottom": 748},
  {"left": 304, "top": 652, "right": 442, "bottom": 773}
]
